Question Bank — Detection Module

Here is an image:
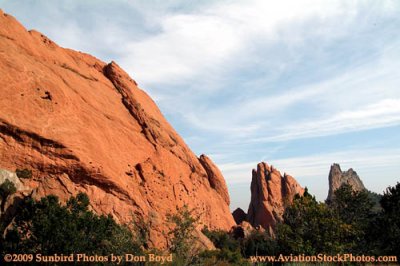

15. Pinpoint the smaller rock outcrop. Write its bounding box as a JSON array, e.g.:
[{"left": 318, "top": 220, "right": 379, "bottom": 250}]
[
  {"left": 232, "top": 208, "right": 247, "bottom": 225},
  {"left": 247, "top": 162, "right": 304, "bottom": 230},
  {"left": 230, "top": 221, "right": 254, "bottom": 239},
  {"left": 327, "top": 163, "right": 366, "bottom": 201},
  {"left": 198, "top": 154, "right": 230, "bottom": 205}
]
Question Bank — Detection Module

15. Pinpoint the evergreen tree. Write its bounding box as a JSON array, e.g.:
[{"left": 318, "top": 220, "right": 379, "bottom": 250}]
[
  {"left": 277, "top": 188, "right": 346, "bottom": 254},
  {"left": 0, "top": 193, "right": 143, "bottom": 262},
  {"left": 376, "top": 182, "right": 400, "bottom": 257},
  {"left": 329, "top": 184, "right": 375, "bottom": 253}
]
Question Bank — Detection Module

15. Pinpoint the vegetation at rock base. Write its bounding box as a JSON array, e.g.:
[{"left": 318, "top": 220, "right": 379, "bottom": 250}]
[
  {"left": 166, "top": 204, "right": 200, "bottom": 265},
  {"left": 0, "top": 179, "right": 17, "bottom": 201},
  {"left": 276, "top": 186, "right": 373, "bottom": 254},
  {"left": 199, "top": 228, "right": 248, "bottom": 265},
  {"left": 0, "top": 179, "right": 16, "bottom": 213},
  {"left": 130, "top": 214, "right": 150, "bottom": 250},
  {"left": 374, "top": 182, "right": 400, "bottom": 258},
  {"left": 1, "top": 180, "right": 399, "bottom": 265},
  {"left": 200, "top": 182, "right": 400, "bottom": 265},
  {"left": 0, "top": 193, "right": 143, "bottom": 265},
  {"left": 15, "top": 168, "right": 32, "bottom": 179}
]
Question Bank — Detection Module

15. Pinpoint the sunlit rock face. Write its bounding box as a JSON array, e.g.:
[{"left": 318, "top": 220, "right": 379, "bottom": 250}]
[
  {"left": 0, "top": 10, "right": 234, "bottom": 249},
  {"left": 247, "top": 162, "right": 304, "bottom": 230}
]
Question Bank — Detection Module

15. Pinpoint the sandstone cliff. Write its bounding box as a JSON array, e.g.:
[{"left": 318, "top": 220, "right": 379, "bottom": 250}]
[
  {"left": 0, "top": 10, "right": 234, "bottom": 248},
  {"left": 327, "top": 163, "right": 366, "bottom": 201},
  {"left": 247, "top": 162, "right": 304, "bottom": 230}
]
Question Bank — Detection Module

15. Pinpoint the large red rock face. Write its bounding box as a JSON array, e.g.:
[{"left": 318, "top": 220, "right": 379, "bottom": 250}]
[
  {"left": 247, "top": 162, "right": 304, "bottom": 230},
  {"left": 0, "top": 10, "right": 234, "bottom": 248}
]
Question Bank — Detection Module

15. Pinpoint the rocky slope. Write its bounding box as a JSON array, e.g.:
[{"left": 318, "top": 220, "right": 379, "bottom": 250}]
[
  {"left": 0, "top": 10, "right": 234, "bottom": 248},
  {"left": 327, "top": 163, "right": 366, "bottom": 201},
  {"left": 247, "top": 162, "right": 304, "bottom": 230}
]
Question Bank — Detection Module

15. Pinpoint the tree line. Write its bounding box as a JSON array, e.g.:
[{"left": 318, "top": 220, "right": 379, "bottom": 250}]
[{"left": 0, "top": 175, "right": 399, "bottom": 265}]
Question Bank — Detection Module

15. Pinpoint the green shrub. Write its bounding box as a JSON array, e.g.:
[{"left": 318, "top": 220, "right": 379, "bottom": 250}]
[
  {"left": 0, "top": 193, "right": 143, "bottom": 262},
  {"left": 15, "top": 168, "right": 32, "bottom": 179},
  {"left": 167, "top": 205, "right": 199, "bottom": 265},
  {"left": 0, "top": 179, "right": 16, "bottom": 200},
  {"left": 0, "top": 179, "right": 17, "bottom": 213}
]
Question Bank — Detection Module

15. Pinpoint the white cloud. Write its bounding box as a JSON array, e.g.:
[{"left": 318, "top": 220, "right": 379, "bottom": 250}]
[
  {"left": 251, "top": 98, "right": 400, "bottom": 142},
  {"left": 120, "top": 0, "right": 368, "bottom": 87},
  {"left": 174, "top": 35, "right": 400, "bottom": 143}
]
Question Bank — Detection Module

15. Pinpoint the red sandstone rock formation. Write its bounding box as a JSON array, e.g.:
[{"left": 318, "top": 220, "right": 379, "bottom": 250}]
[
  {"left": 247, "top": 162, "right": 304, "bottom": 230},
  {"left": 0, "top": 10, "right": 234, "bottom": 248}
]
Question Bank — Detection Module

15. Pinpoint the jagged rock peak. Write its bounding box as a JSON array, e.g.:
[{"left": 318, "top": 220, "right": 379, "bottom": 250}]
[
  {"left": 327, "top": 163, "right": 366, "bottom": 201},
  {"left": 247, "top": 162, "right": 304, "bottom": 230}
]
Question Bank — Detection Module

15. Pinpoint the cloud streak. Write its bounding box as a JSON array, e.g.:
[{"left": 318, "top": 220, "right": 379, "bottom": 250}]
[{"left": 250, "top": 98, "right": 400, "bottom": 143}]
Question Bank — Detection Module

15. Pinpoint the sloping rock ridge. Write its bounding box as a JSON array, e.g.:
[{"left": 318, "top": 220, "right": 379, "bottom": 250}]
[
  {"left": 327, "top": 163, "right": 366, "bottom": 201},
  {"left": 0, "top": 10, "right": 234, "bottom": 248},
  {"left": 247, "top": 162, "right": 304, "bottom": 230}
]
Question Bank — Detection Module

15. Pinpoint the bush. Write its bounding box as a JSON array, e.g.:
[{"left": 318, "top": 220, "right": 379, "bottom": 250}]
[
  {"left": 0, "top": 179, "right": 16, "bottom": 200},
  {"left": 200, "top": 228, "right": 248, "bottom": 265},
  {"left": 15, "top": 168, "right": 32, "bottom": 179},
  {"left": 375, "top": 182, "right": 400, "bottom": 257},
  {"left": 0, "top": 179, "right": 17, "bottom": 213},
  {"left": 0, "top": 193, "right": 143, "bottom": 262},
  {"left": 167, "top": 205, "right": 199, "bottom": 265},
  {"left": 202, "top": 228, "right": 240, "bottom": 252}
]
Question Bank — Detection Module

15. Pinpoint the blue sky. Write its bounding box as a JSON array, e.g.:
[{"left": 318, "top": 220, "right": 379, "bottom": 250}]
[{"left": 1, "top": 0, "right": 400, "bottom": 211}]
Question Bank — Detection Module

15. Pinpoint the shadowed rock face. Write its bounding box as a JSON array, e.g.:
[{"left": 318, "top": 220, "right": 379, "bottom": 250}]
[
  {"left": 327, "top": 163, "right": 365, "bottom": 201},
  {"left": 247, "top": 162, "right": 304, "bottom": 230},
  {"left": 232, "top": 208, "right": 247, "bottom": 225},
  {"left": 0, "top": 10, "right": 234, "bottom": 248}
]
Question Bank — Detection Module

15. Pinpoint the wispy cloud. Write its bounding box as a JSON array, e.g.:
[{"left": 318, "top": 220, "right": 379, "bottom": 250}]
[
  {"left": 120, "top": 0, "right": 370, "bottom": 87},
  {"left": 250, "top": 98, "right": 400, "bottom": 143}
]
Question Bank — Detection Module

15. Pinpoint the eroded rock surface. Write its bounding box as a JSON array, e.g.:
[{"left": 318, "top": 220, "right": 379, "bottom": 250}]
[
  {"left": 0, "top": 10, "right": 234, "bottom": 248},
  {"left": 327, "top": 163, "right": 366, "bottom": 201},
  {"left": 247, "top": 162, "right": 304, "bottom": 230}
]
